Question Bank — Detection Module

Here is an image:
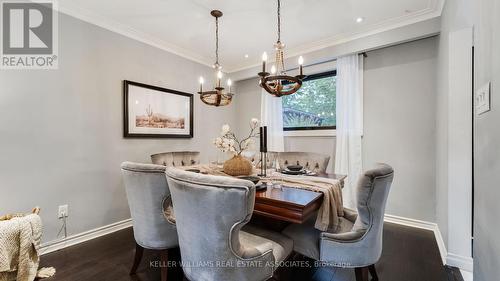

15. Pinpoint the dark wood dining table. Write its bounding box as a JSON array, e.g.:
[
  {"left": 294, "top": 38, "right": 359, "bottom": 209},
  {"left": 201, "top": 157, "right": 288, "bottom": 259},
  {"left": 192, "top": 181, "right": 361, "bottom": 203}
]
[{"left": 253, "top": 173, "right": 346, "bottom": 224}]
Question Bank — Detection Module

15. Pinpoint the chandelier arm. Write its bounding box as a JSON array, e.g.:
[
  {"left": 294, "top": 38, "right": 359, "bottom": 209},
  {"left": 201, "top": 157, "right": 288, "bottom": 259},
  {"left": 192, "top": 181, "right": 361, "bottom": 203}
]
[
  {"left": 261, "top": 80, "right": 279, "bottom": 97},
  {"left": 261, "top": 76, "right": 303, "bottom": 96}
]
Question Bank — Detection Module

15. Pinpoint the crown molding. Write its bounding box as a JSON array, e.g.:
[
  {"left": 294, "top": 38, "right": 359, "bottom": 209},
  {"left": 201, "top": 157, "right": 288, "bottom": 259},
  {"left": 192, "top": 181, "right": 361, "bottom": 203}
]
[
  {"left": 282, "top": 0, "right": 445, "bottom": 61},
  {"left": 56, "top": 3, "right": 214, "bottom": 68},
  {"left": 226, "top": 0, "right": 445, "bottom": 73},
  {"left": 56, "top": 0, "right": 445, "bottom": 73}
]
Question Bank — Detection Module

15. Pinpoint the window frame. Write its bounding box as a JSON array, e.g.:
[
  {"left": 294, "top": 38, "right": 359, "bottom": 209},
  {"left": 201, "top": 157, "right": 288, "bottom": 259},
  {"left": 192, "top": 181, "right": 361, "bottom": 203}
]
[{"left": 282, "top": 70, "right": 337, "bottom": 132}]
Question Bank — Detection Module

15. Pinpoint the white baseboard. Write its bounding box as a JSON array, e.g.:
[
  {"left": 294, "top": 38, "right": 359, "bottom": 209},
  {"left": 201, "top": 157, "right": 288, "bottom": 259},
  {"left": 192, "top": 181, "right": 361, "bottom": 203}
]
[
  {"left": 433, "top": 224, "right": 449, "bottom": 266},
  {"left": 460, "top": 269, "right": 473, "bottom": 281},
  {"left": 39, "top": 214, "right": 473, "bottom": 274},
  {"left": 384, "top": 214, "right": 473, "bottom": 273},
  {"left": 40, "top": 218, "right": 132, "bottom": 255},
  {"left": 447, "top": 253, "right": 474, "bottom": 272},
  {"left": 384, "top": 214, "right": 437, "bottom": 231}
]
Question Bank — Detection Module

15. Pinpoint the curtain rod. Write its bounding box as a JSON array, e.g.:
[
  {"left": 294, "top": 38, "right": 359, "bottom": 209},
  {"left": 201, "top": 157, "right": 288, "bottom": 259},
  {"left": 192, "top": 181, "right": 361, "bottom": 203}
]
[{"left": 285, "top": 52, "right": 366, "bottom": 72}]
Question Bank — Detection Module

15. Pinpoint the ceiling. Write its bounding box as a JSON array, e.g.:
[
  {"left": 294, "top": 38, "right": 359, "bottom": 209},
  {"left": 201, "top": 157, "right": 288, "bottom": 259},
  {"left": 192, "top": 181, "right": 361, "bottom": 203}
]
[{"left": 59, "top": 0, "right": 444, "bottom": 72}]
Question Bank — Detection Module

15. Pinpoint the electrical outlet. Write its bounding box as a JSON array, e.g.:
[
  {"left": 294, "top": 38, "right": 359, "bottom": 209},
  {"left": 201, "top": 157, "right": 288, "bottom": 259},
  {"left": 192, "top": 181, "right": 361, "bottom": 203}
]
[{"left": 58, "top": 204, "right": 68, "bottom": 218}]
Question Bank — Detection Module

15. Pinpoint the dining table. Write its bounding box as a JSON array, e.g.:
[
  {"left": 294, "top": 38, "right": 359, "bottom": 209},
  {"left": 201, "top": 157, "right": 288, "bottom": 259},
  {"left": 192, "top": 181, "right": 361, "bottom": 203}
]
[
  {"left": 179, "top": 164, "right": 346, "bottom": 227},
  {"left": 253, "top": 173, "right": 346, "bottom": 224}
]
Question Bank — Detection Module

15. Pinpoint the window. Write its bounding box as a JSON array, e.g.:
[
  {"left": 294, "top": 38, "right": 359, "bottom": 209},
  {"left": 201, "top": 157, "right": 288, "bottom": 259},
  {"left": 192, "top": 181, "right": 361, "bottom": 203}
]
[{"left": 282, "top": 70, "right": 336, "bottom": 131}]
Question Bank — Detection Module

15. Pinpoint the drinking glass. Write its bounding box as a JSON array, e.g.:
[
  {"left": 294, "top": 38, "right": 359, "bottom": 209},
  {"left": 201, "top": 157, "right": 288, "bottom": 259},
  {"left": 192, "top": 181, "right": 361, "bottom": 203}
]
[{"left": 270, "top": 157, "right": 284, "bottom": 189}]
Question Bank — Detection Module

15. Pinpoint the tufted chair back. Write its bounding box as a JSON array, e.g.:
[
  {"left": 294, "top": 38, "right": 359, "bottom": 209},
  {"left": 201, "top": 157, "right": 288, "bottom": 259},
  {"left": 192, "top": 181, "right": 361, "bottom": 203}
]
[
  {"left": 166, "top": 168, "right": 276, "bottom": 281},
  {"left": 277, "top": 152, "right": 330, "bottom": 173},
  {"left": 319, "top": 163, "right": 394, "bottom": 267},
  {"left": 151, "top": 151, "right": 200, "bottom": 167},
  {"left": 121, "top": 162, "right": 178, "bottom": 250},
  {"left": 243, "top": 151, "right": 278, "bottom": 169},
  {"left": 351, "top": 163, "right": 394, "bottom": 264}
]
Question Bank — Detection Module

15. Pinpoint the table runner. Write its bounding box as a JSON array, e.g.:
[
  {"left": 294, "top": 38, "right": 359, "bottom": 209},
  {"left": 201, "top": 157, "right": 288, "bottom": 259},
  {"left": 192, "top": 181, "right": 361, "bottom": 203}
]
[
  {"left": 274, "top": 174, "right": 344, "bottom": 232},
  {"left": 169, "top": 165, "right": 344, "bottom": 232}
]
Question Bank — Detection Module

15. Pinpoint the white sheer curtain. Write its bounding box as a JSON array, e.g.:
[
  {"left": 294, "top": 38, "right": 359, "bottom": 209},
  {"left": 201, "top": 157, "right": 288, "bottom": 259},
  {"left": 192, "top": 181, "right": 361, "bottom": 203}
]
[
  {"left": 335, "top": 54, "right": 364, "bottom": 209},
  {"left": 260, "top": 90, "right": 285, "bottom": 152}
]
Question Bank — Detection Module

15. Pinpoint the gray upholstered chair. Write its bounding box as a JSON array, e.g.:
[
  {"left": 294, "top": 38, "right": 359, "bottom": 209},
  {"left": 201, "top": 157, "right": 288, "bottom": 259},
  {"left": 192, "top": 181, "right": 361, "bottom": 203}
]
[
  {"left": 166, "top": 168, "right": 293, "bottom": 281},
  {"left": 151, "top": 151, "right": 200, "bottom": 167},
  {"left": 277, "top": 152, "right": 330, "bottom": 173},
  {"left": 282, "top": 163, "right": 394, "bottom": 281},
  {"left": 121, "top": 162, "right": 179, "bottom": 281},
  {"left": 243, "top": 151, "right": 278, "bottom": 169}
]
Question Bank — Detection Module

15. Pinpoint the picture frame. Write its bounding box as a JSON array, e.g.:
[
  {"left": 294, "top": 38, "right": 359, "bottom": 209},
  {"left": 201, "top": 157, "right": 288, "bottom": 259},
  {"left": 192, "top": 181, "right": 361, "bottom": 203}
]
[{"left": 123, "top": 80, "right": 193, "bottom": 138}]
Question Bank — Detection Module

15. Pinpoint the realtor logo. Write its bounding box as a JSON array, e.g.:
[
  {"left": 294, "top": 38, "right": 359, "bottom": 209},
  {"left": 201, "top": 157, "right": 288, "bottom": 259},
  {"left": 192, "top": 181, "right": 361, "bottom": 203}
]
[{"left": 1, "top": 0, "right": 58, "bottom": 69}]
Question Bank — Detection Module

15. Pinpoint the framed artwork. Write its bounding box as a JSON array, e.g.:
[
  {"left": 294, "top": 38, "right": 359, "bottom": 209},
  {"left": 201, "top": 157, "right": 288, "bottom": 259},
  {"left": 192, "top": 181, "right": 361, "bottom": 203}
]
[{"left": 123, "top": 80, "right": 193, "bottom": 138}]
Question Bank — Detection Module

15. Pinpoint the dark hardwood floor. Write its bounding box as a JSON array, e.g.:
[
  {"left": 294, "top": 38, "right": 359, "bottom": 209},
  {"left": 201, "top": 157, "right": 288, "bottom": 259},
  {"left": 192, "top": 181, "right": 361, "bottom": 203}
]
[{"left": 40, "top": 223, "right": 460, "bottom": 281}]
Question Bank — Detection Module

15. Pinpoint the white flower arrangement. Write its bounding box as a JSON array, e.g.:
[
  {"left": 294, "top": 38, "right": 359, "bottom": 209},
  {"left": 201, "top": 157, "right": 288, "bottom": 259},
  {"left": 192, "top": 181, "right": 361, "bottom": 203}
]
[{"left": 213, "top": 118, "right": 260, "bottom": 155}]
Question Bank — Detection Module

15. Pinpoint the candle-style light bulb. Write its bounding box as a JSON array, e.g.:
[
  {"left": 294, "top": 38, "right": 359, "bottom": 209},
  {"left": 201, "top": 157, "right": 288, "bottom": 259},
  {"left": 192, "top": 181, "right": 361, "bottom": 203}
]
[
  {"left": 199, "top": 76, "right": 204, "bottom": 92},
  {"left": 227, "top": 79, "right": 232, "bottom": 93},
  {"left": 261, "top": 52, "right": 268, "bottom": 73},
  {"left": 217, "top": 71, "right": 223, "bottom": 87},
  {"left": 298, "top": 56, "right": 304, "bottom": 76},
  {"left": 270, "top": 65, "right": 277, "bottom": 75}
]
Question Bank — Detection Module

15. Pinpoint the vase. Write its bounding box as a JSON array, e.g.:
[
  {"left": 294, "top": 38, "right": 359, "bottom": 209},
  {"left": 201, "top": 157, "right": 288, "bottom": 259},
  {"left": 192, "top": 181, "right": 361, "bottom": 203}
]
[{"left": 223, "top": 155, "right": 253, "bottom": 176}]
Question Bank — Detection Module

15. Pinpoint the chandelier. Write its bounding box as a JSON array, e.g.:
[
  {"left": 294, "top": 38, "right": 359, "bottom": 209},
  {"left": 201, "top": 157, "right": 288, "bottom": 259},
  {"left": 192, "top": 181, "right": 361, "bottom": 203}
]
[
  {"left": 198, "top": 10, "right": 233, "bottom": 107},
  {"left": 258, "top": 0, "right": 305, "bottom": 97}
]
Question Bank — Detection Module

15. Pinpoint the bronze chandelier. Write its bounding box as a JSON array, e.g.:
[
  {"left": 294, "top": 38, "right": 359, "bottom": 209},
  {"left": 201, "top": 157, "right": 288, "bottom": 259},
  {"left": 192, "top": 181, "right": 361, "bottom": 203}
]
[
  {"left": 198, "top": 10, "right": 233, "bottom": 107},
  {"left": 258, "top": 0, "right": 306, "bottom": 97}
]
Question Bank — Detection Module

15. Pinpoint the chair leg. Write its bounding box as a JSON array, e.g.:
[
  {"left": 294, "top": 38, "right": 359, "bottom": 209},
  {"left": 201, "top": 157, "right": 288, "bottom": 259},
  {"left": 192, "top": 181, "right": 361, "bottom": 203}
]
[
  {"left": 160, "top": 249, "right": 169, "bottom": 281},
  {"left": 355, "top": 267, "right": 369, "bottom": 281},
  {"left": 130, "top": 243, "right": 144, "bottom": 275},
  {"left": 368, "top": 264, "right": 379, "bottom": 281}
]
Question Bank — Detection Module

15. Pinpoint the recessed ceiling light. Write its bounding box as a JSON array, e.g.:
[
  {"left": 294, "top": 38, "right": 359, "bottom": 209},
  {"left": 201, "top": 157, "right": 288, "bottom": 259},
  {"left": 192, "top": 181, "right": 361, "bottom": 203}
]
[
  {"left": 356, "top": 17, "right": 364, "bottom": 23},
  {"left": 244, "top": 54, "right": 249, "bottom": 58}
]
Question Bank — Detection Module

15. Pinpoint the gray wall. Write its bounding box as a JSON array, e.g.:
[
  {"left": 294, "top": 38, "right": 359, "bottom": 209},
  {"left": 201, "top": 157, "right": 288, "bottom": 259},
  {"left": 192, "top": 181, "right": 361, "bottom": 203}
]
[
  {"left": 233, "top": 78, "right": 261, "bottom": 138},
  {"left": 473, "top": 0, "right": 500, "bottom": 279},
  {"left": 363, "top": 37, "right": 438, "bottom": 222},
  {"left": 234, "top": 37, "right": 438, "bottom": 222},
  {"left": 0, "top": 13, "right": 235, "bottom": 244}
]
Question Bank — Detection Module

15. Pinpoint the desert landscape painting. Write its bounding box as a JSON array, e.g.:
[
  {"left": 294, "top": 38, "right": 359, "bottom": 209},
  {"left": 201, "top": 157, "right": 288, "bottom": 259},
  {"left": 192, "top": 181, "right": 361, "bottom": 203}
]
[
  {"left": 124, "top": 81, "right": 193, "bottom": 138},
  {"left": 135, "top": 104, "right": 185, "bottom": 129}
]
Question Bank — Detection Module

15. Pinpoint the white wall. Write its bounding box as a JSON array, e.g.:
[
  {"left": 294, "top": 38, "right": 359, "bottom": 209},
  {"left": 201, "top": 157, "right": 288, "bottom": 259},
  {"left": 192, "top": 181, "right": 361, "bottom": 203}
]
[
  {"left": 447, "top": 27, "right": 473, "bottom": 269},
  {"left": 436, "top": 0, "right": 475, "bottom": 270},
  {"left": 0, "top": 13, "right": 235, "bottom": 244},
  {"left": 234, "top": 37, "right": 439, "bottom": 222}
]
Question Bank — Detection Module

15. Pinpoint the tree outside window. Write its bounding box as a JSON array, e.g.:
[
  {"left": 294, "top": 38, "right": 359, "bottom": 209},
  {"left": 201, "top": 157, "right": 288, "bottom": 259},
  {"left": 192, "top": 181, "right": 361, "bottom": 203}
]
[{"left": 282, "top": 71, "right": 336, "bottom": 130}]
